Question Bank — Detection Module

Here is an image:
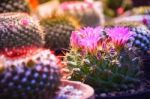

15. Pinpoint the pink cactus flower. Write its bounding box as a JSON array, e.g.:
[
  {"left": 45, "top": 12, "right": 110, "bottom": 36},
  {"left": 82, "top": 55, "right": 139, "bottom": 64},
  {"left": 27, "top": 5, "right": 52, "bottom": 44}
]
[
  {"left": 70, "top": 27, "right": 103, "bottom": 53},
  {"left": 105, "top": 27, "right": 133, "bottom": 47},
  {"left": 70, "top": 31, "right": 81, "bottom": 49}
]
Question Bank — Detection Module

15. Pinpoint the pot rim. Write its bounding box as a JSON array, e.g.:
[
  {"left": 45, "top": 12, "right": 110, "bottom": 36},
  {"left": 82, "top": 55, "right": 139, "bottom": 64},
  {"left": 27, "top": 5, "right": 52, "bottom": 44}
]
[{"left": 61, "top": 80, "right": 95, "bottom": 99}]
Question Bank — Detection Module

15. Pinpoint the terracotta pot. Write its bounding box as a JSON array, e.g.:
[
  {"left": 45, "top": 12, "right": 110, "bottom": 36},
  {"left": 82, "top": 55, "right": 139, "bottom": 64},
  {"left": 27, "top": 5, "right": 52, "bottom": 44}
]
[{"left": 60, "top": 80, "right": 95, "bottom": 99}]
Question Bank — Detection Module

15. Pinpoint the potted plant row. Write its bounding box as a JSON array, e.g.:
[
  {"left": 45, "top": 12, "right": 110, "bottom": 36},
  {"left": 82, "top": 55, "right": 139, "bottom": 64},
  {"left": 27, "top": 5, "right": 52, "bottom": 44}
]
[{"left": 0, "top": 12, "right": 94, "bottom": 99}]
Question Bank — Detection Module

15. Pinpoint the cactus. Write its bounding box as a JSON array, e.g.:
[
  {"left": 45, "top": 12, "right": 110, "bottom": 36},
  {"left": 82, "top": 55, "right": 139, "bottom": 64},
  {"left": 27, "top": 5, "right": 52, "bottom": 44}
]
[
  {"left": 0, "top": 13, "right": 44, "bottom": 57},
  {"left": 64, "top": 26, "right": 143, "bottom": 92},
  {"left": 127, "top": 27, "right": 150, "bottom": 52},
  {"left": 0, "top": 49, "right": 60, "bottom": 99},
  {"left": 0, "top": 0, "right": 30, "bottom": 13},
  {"left": 40, "top": 15, "right": 80, "bottom": 50},
  {"left": 59, "top": 1, "right": 102, "bottom": 27}
]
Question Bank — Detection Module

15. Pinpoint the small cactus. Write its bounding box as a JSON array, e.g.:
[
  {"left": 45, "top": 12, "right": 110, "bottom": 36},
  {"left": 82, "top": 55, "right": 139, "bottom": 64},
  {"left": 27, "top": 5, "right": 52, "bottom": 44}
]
[
  {"left": 128, "top": 27, "right": 150, "bottom": 52},
  {"left": 40, "top": 15, "right": 80, "bottom": 50},
  {"left": 0, "top": 49, "right": 61, "bottom": 99},
  {"left": 59, "top": 1, "right": 103, "bottom": 27},
  {"left": 64, "top": 26, "right": 143, "bottom": 92},
  {"left": 0, "top": 13, "right": 44, "bottom": 57}
]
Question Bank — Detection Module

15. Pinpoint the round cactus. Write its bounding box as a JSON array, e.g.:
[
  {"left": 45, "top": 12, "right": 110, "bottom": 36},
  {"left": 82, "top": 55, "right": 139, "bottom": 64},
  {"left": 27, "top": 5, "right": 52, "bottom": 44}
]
[
  {"left": 0, "top": 49, "right": 60, "bottom": 99},
  {"left": 59, "top": 1, "right": 103, "bottom": 27},
  {"left": 0, "top": 0, "right": 30, "bottom": 13},
  {"left": 40, "top": 15, "right": 80, "bottom": 50},
  {"left": 128, "top": 27, "right": 150, "bottom": 51},
  {"left": 0, "top": 13, "right": 44, "bottom": 57}
]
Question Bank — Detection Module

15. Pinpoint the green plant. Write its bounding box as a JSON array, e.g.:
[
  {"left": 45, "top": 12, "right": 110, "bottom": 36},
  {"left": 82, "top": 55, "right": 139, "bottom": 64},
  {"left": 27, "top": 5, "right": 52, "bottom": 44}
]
[{"left": 64, "top": 26, "right": 143, "bottom": 92}]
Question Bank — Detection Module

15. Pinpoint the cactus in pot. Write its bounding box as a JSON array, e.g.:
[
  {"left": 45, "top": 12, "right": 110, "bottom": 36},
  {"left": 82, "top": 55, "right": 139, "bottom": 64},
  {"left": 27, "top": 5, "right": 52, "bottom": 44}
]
[{"left": 64, "top": 26, "right": 144, "bottom": 95}]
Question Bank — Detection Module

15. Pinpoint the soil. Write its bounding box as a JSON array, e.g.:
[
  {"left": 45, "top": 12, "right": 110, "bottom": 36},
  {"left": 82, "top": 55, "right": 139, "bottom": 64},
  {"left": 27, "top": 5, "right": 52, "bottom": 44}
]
[{"left": 95, "top": 79, "right": 150, "bottom": 99}]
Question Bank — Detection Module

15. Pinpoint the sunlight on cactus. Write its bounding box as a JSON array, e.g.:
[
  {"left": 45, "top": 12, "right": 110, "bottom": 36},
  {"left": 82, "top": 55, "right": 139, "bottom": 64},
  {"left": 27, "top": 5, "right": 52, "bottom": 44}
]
[{"left": 64, "top": 26, "right": 143, "bottom": 92}]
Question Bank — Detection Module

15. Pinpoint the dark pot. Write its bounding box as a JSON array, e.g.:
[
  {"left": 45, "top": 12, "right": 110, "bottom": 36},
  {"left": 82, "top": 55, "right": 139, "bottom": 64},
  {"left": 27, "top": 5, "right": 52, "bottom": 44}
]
[
  {"left": 142, "top": 54, "right": 150, "bottom": 80},
  {"left": 95, "top": 89, "right": 150, "bottom": 99}
]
